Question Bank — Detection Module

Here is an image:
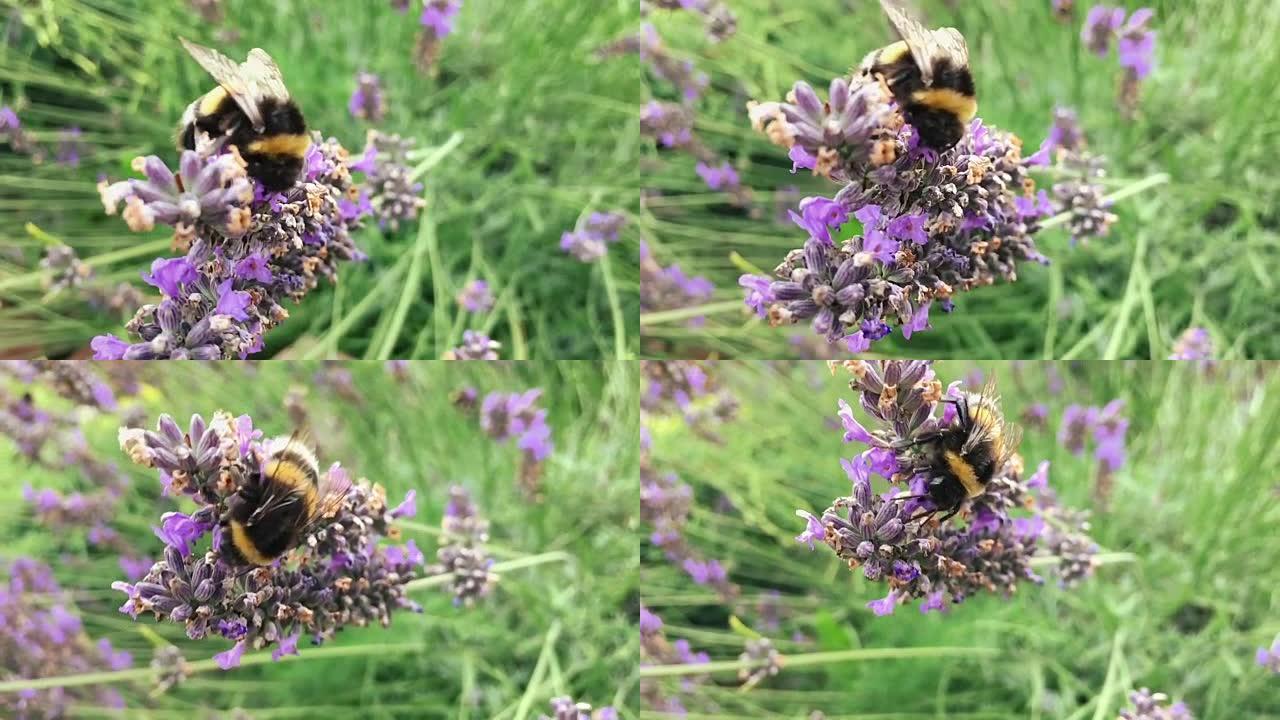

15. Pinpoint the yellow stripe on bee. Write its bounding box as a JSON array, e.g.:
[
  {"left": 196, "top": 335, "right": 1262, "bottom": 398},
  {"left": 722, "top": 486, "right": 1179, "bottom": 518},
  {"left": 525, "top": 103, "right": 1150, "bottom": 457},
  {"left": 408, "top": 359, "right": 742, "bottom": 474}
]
[
  {"left": 944, "top": 450, "right": 984, "bottom": 498},
  {"left": 228, "top": 519, "right": 275, "bottom": 566},
  {"left": 198, "top": 86, "right": 229, "bottom": 117},
  {"left": 912, "top": 88, "right": 978, "bottom": 121},
  {"left": 878, "top": 41, "right": 911, "bottom": 65},
  {"left": 264, "top": 458, "right": 319, "bottom": 518},
  {"left": 246, "top": 134, "right": 312, "bottom": 158}
]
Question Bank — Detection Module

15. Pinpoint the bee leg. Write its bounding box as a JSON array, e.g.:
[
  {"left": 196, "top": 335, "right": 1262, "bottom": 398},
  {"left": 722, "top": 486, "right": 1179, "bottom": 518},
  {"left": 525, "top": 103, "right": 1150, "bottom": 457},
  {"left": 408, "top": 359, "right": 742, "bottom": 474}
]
[
  {"left": 889, "top": 493, "right": 932, "bottom": 503},
  {"left": 891, "top": 431, "right": 945, "bottom": 450},
  {"left": 907, "top": 508, "right": 938, "bottom": 524},
  {"left": 937, "top": 397, "right": 971, "bottom": 426},
  {"left": 935, "top": 506, "right": 961, "bottom": 524}
]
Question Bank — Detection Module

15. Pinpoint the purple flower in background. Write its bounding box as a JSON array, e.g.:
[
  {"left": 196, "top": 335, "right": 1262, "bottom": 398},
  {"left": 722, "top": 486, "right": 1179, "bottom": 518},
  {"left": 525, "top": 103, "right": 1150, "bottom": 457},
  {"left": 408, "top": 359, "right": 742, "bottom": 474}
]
[
  {"left": 1080, "top": 7, "right": 1157, "bottom": 115},
  {"left": 1119, "top": 688, "right": 1194, "bottom": 720},
  {"left": 415, "top": 0, "right": 463, "bottom": 72},
  {"left": 457, "top": 279, "right": 494, "bottom": 313},
  {"left": 0, "top": 105, "right": 39, "bottom": 157},
  {"left": 639, "top": 604, "right": 712, "bottom": 711},
  {"left": 355, "top": 131, "right": 424, "bottom": 232},
  {"left": 1, "top": 558, "right": 134, "bottom": 717},
  {"left": 561, "top": 210, "right": 628, "bottom": 262},
  {"left": 1057, "top": 398, "right": 1127, "bottom": 508},
  {"left": 682, "top": 558, "right": 727, "bottom": 585},
  {"left": 642, "top": 0, "right": 738, "bottom": 43},
  {"left": 1082, "top": 6, "right": 1125, "bottom": 54},
  {"left": 1257, "top": 637, "right": 1280, "bottom": 674},
  {"left": 118, "top": 555, "right": 154, "bottom": 581},
  {"left": 420, "top": 0, "right": 461, "bottom": 37},
  {"left": 478, "top": 389, "right": 554, "bottom": 495},
  {"left": 426, "top": 486, "right": 496, "bottom": 605},
  {"left": 1116, "top": 9, "right": 1156, "bottom": 79},
  {"left": 444, "top": 330, "right": 501, "bottom": 360},
  {"left": 541, "top": 696, "right": 617, "bottom": 720},
  {"left": 1033, "top": 109, "right": 1117, "bottom": 245},
  {"left": 348, "top": 72, "right": 386, "bottom": 122},
  {"left": 641, "top": 363, "right": 741, "bottom": 606},
  {"left": 57, "top": 126, "right": 84, "bottom": 167},
  {"left": 696, "top": 161, "right": 740, "bottom": 191},
  {"left": 1170, "top": 327, "right": 1213, "bottom": 361},
  {"left": 640, "top": 100, "right": 694, "bottom": 148},
  {"left": 643, "top": 242, "right": 715, "bottom": 325}
]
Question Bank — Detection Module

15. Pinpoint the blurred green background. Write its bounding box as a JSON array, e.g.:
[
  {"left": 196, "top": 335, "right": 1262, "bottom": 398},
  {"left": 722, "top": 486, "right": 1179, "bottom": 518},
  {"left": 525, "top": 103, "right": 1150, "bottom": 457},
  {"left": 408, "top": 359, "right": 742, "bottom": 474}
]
[
  {"left": 0, "top": 0, "right": 639, "bottom": 359},
  {"left": 638, "top": 0, "right": 1280, "bottom": 359},
  {"left": 642, "top": 361, "right": 1280, "bottom": 718},
  {"left": 1, "top": 360, "right": 638, "bottom": 718}
]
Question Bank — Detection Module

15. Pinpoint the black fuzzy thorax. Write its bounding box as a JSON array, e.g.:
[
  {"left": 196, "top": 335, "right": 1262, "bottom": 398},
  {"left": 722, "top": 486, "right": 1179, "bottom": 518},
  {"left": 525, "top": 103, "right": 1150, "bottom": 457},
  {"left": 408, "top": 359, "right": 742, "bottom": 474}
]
[
  {"left": 920, "top": 418, "right": 999, "bottom": 512},
  {"left": 182, "top": 93, "right": 307, "bottom": 191},
  {"left": 221, "top": 465, "right": 309, "bottom": 566},
  {"left": 874, "top": 53, "right": 974, "bottom": 151}
]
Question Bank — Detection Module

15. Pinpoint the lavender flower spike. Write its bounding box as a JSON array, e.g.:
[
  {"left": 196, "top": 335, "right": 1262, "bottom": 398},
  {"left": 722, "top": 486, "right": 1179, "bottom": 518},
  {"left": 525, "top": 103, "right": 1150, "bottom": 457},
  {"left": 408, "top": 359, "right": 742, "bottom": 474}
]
[
  {"left": 561, "top": 211, "right": 628, "bottom": 263},
  {"left": 457, "top": 279, "right": 495, "bottom": 313},
  {"left": 426, "top": 486, "right": 497, "bottom": 605},
  {"left": 746, "top": 74, "right": 1050, "bottom": 350},
  {"left": 443, "top": 330, "right": 501, "bottom": 360},
  {"left": 112, "top": 410, "right": 423, "bottom": 667},
  {"left": 541, "top": 697, "right": 617, "bottom": 720},
  {"left": 357, "top": 131, "right": 426, "bottom": 231},
  {"left": 93, "top": 134, "right": 368, "bottom": 359},
  {"left": 801, "top": 361, "right": 1098, "bottom": 614},
  {"left": 1257, "top": 636, "right": 1280, "bottom": 674},
  {"left": 1169, "top": 327, "right": 1213, "bottom": 361},
  {"left": 1118, "top": 688, "right": 1194, "bottom": 720},
  {"left": 2, "top": 558, "right": 134, "bottom": 717},
  {"left": 348, "top": 72, "right": 387, "bottom": 122}
]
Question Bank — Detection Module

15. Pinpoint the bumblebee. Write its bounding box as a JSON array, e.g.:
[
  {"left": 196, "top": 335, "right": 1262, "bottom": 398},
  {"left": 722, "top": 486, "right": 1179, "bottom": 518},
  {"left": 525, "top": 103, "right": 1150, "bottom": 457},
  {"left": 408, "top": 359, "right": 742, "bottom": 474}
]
[
  {"left": 858, "top": 0, "right": 976, "bottom": 151},
  {"left": 222, "top": 431, "right": 349, "bottom": 566},
  {"left": 903, "top": 380, "right": 1021, "bottom": 524},
  {"left": 177, "top": 38, "right": 309, "bottom": 191}
]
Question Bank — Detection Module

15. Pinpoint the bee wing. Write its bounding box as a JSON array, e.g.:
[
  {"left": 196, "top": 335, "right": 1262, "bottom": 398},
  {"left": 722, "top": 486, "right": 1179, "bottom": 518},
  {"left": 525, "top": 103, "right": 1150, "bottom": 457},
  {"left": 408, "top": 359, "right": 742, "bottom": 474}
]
[
  {"left": 878, "top": 0, "right": 970, "bottom": 86},
  {"left": 960, "top": 377, "right": 1003, "bottom": 454},
  {"left": 310, "top": 463, "right": 352, "bottom": 524},
  {"left": 998, "top": 422, "right": 1024, "bottom": 469},
  {"left": 179, "top": 37, "right": 266, "bottom": 132},
  {"left": 244, "top": 48, "right": 292, "bottom": 102}
]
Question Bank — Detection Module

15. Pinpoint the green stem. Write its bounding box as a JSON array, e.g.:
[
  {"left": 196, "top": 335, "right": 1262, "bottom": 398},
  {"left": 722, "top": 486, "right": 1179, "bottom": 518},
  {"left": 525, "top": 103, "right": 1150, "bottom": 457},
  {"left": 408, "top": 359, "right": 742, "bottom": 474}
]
[
  {"left": 640, "top": 300, "right": 744, "bottom": 326},
  {"left": 1090, "top": 629, "right": 1127, "bottom": 720},
  {"left": 1040, "top": 173, "right": 1170, "bottom": 232},
  {"left": 513, "top": 620, "right": 563, "bottom": 720},
  {"left": 639, "top": 646, "right": 999, "bottom": 678},
  {"left": 1029, "top": 551, "right": 1136, "bottom": 568},
  {"left": 598, "top": 250, "right": 630, "bottom": 359},
  {"left": 0, "top": 239, "right": 170, "bottom": 292},
  {"left": 403, "top": 550, "right": 573, "bottom": 592},
  {"left": 0, "top": 553, "right": 572, "bottom": 695},
  {"left": 406, "top": 132, "right": 465, "bottom": 184},
  {"left": 0, "top": 643, "right": 420, "bottom": 693},
  {"left": 373, "top": 190, "right": 433, "bottom": 360}
]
